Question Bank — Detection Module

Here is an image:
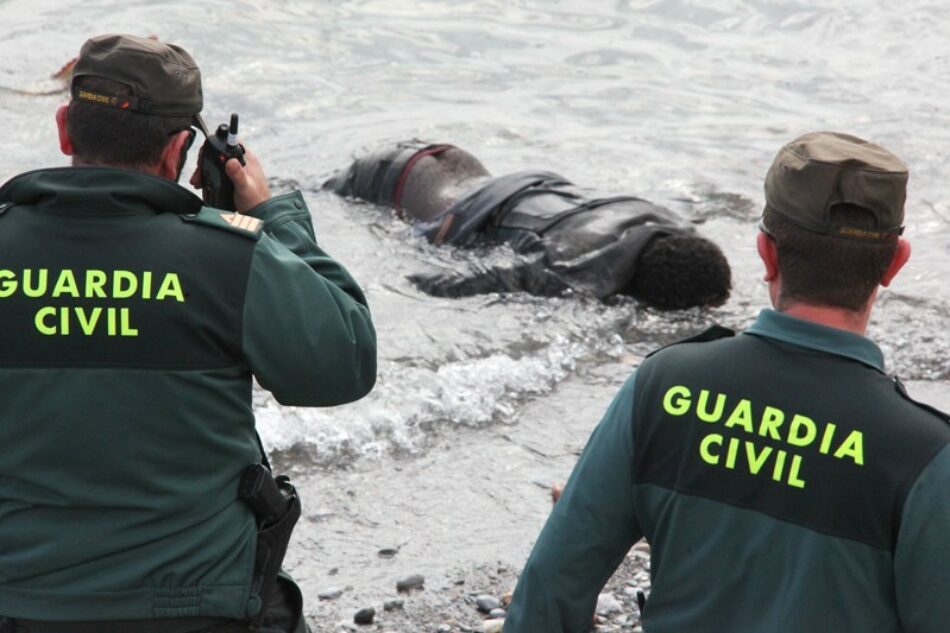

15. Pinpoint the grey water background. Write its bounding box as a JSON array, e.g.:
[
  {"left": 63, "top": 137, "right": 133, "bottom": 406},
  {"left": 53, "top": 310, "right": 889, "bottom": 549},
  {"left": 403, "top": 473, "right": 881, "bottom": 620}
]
[{"left": 2, "top": 0, "right": 949, "bottom": 623}]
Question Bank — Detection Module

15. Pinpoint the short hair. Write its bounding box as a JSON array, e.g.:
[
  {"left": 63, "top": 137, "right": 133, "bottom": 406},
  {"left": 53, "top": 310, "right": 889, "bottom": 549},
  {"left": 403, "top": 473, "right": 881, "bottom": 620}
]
[
  {"left": 627, "top": 234, "right": 731, "bottom": 310},
  {"left": 761, "top": 204, "right": 899, "bottom": 312},
  {"left": 67, "top": 76, "right": 192, "bottom": 168}
]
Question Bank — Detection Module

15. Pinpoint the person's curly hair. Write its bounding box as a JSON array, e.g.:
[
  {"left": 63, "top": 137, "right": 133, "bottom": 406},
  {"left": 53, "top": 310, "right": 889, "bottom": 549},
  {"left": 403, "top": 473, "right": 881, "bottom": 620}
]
[{"left": 627, "top": 234, "right": 731, "bottom": 310}]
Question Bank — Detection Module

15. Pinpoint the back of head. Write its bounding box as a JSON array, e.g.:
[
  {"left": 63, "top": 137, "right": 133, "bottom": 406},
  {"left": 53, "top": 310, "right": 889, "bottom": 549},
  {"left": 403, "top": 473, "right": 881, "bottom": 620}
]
[
  {"left": 761, "top": 204, "right": 899, "bottom": 311},
  {"left": 627, "top": 234, "right": 732, "bottom": 310},
  {"left": 66, "top": 34, "right": 203, "bottom": 169},
  {"left": 762, "top": 131, "right": 907, "bottom": 312}
]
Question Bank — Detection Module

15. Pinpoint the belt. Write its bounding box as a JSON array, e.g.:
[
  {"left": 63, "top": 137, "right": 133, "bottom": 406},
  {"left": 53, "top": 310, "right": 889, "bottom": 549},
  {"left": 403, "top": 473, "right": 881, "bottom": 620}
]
[{"left": 0, "top": 616, "right": 246, "bottom": 633}]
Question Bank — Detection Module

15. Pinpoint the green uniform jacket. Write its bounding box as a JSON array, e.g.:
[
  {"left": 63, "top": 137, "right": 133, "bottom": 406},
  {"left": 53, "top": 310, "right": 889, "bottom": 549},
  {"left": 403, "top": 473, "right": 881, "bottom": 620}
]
[
  {"left": 505, "top": 310, "right": 950, "bottom": 632},
  {"left": 0, "top": 167, "right": 377, "bottom": 620}
]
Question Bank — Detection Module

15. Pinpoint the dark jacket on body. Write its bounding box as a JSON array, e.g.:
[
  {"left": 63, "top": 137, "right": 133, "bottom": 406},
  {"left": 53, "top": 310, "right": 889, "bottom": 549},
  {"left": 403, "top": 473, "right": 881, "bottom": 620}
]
[{"left": 327, "top": 142, "right": 695, "bottom": 299}]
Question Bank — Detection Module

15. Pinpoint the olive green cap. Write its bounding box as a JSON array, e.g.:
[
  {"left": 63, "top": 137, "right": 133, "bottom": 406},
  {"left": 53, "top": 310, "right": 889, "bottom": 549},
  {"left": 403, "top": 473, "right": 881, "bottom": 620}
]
[
  {"left": 70, "top": 34, "right": 203, "bottom": 124},
  {"left": 764, "top": 131, "right": 908, "bottom": 241}
]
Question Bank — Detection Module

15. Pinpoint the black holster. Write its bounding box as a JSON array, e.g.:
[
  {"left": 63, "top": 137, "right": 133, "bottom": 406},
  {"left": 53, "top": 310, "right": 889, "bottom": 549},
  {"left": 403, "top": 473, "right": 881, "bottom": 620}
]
[{"left": 238, "top": 464, "right": 302, "bottom": 629}]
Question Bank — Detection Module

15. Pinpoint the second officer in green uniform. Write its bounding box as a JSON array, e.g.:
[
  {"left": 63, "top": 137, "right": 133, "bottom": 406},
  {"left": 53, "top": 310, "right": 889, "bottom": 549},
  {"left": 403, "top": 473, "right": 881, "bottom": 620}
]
[{"left": 504, "top": 132, "right": 950, "bottom": 632}]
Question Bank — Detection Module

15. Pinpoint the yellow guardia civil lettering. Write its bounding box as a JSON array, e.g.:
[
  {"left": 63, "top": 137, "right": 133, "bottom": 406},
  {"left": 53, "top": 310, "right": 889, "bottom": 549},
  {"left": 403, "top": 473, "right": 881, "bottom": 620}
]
[
  {"left": 0, "top": 268, "right": 186, "bottom": 337},
  {"left": 663, "top": 384, "right": 865, "bottom": 490}
]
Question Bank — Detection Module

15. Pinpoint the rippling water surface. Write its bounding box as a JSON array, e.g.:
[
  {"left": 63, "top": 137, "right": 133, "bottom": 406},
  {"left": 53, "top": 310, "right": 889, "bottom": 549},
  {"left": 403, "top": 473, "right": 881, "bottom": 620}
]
[{"left": 2, "top": 0, "right": 948, "bottom": 469}]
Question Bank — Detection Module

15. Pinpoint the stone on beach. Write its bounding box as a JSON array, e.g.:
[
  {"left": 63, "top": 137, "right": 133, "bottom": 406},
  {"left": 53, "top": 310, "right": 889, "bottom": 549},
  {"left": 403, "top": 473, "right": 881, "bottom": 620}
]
[
  {"left": 483, "top": 620, "right": 505, "bottom": 633},
  {"left": 396, "top": 574, "right": 426, "bottom": 592},
  {"left": 596, "top": 592, "right": 623, "bottom": 616},
  {"left": 475, "top": 594, "right": 501, "bottom": 613},
  {"left": 318, "top": 587, "right": 343, "bottom": 600},
  {"left": 353, "top": 606, "right": 375, "bottom": 625}
]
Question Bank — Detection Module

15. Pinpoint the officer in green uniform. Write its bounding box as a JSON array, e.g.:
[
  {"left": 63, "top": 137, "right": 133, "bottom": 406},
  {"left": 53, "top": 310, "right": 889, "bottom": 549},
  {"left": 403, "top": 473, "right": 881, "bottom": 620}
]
[
  {"left": 504, "top": 132, "right": 950, "bottom": 632},
  {"left": 0, "top": 35, "right": 376, "bottom": 632}
]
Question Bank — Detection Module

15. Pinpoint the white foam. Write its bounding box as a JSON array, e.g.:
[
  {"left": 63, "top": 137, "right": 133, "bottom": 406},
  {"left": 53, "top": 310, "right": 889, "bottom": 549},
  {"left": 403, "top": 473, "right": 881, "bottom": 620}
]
[{"left": 255, "top": 329, "right": 624, "bottom": 467}]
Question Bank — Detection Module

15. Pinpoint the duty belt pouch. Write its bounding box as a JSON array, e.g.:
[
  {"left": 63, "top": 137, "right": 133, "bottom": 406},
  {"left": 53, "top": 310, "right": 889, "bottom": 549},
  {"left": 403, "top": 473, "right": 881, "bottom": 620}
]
[{"left": 239, "top": 464, "right": 302, "bottom": 628}]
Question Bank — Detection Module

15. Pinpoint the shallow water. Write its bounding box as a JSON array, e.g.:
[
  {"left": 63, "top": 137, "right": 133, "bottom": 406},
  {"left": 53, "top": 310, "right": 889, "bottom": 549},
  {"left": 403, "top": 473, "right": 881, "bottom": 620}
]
[
  {"left": 2, "top": 6, "right": 949, "bottom": 601},
  {"left": 3, "top": 0, "right": 946, "bottom": 469}
]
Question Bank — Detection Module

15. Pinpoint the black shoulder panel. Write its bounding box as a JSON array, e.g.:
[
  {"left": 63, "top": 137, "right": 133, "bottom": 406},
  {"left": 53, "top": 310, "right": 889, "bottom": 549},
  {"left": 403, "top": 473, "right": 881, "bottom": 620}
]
[
  {"left": 645, "top": 324, "right": 735, "bottom": 358},
  {"left": 0, "top": 208, "right": 256, "bottom": 370},
  {"left": 632, "top": 333, "right": 950, "bottom": 551}
]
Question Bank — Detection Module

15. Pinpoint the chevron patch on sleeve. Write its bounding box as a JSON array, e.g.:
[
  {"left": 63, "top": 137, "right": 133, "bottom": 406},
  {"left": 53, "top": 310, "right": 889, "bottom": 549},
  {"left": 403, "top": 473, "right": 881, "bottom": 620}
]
[{"left": 218, "top": 212, "right": 263, "bottom": 234}]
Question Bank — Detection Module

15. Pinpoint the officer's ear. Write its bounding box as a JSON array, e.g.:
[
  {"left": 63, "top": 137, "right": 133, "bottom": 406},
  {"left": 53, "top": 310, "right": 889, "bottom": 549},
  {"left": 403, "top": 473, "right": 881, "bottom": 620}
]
[
  {"left": 756, "top": 231, "right": 779, "bottom": 282},
  {"left": 56, "top": 104, "right": 75, "bottom": 156},
  {"left": 880, "top": 238, "right": 911, "bottom": 287},
  {"left": 157, "top": 129, "right": 196, "bottom": 182}
]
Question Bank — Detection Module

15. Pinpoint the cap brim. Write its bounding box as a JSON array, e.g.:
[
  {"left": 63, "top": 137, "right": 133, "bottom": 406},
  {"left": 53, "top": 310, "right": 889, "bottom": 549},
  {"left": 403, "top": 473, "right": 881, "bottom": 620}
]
[{"left": 192, "top": 113, "right": 209, "bottom": 137}]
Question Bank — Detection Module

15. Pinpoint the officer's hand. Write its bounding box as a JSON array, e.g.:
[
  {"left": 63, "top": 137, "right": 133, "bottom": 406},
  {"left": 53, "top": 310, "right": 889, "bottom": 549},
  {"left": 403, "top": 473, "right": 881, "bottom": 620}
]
[
  {"left": 225, "top": 149, "right": 271, "bottom": 214},
  {"left": 188, "top": 147, "right": 271, "bottom": 213}
]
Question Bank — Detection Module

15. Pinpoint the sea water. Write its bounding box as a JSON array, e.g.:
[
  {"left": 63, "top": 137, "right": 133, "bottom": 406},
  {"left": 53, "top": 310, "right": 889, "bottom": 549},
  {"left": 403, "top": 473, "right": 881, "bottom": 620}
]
[{"left": 1, "top": 0, "right": 946, "bottom": 485}]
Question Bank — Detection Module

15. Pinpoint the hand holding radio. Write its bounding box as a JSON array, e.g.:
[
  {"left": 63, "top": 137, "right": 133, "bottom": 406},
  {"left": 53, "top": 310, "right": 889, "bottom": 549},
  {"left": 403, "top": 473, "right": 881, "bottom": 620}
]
[
  {"left": 191, "top": 112, "right": 271, "bottom": 213},
  {"left": 221, "top": 148, "right": 270, "bottom": 213}
]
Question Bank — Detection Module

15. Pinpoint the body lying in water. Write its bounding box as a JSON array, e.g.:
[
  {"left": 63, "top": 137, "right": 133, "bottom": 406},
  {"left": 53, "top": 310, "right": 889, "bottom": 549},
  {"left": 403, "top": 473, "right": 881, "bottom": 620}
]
[{"left": 325, "top": 141, "right": 731, "bottom": 310}]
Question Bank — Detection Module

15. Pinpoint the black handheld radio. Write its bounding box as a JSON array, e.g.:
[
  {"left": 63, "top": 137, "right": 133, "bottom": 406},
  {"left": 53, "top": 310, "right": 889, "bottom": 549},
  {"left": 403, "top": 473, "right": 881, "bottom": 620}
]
[{"left": 199, "top": 113, "right": 246, "bottom": 211}]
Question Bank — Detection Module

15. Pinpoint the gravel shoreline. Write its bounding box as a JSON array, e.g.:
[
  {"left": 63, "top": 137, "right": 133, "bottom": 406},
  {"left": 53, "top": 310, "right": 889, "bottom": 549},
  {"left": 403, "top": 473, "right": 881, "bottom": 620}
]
[{"left": 305, "top": 541, "right": 652, "bottom": 633}]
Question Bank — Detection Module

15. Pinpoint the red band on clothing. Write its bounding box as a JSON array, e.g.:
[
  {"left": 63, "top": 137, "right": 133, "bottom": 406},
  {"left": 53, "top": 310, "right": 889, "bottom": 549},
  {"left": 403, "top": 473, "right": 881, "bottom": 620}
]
[{"left": 392, "top": 144, "right": 456, "bottom": 210}]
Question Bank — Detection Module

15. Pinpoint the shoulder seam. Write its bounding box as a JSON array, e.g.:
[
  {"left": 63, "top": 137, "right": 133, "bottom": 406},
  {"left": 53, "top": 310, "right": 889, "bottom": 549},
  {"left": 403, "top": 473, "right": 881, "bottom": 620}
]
[
  {"left": 893, "top": 377, "right": 950, "bottom": 424},
  {"left": 645, "top": 325, "right": 736, "bottom": 359},
  {"left": 181, "top": 208, "right": 263, "bottom": 241}
]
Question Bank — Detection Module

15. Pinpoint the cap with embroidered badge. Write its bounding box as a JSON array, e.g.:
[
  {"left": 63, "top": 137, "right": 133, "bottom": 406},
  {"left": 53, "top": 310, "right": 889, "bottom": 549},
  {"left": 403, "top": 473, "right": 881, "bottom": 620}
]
[
  {"left": 764, "top": 131, "right": 908, "bottom": 241},
  {"left": 70, "top": 34, "right": 205, "bottom": 129}
]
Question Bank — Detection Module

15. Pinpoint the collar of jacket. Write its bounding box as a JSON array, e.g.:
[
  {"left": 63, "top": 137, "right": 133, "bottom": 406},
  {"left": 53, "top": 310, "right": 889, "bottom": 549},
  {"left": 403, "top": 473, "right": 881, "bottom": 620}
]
[
  {"left": 0, "top": 166, "right": 204, "bottom": 216},
  {"left": 745, "top": 308, "right": 885, "bottom": 371}
]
